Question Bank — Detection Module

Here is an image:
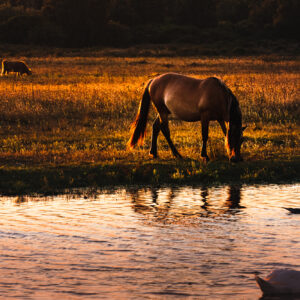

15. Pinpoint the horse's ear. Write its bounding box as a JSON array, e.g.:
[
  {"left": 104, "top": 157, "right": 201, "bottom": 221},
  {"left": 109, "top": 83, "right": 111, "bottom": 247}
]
[{"left": 242, "top": 126, "right": 247, "bottom": 131}]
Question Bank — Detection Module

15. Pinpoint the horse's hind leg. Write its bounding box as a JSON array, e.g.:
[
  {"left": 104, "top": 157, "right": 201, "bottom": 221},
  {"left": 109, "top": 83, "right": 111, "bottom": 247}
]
[
  {"left": 160, "top": 116, "right": 182, "bottom": 158},
  {"left": 149, "top": 116, "right": 161, "bottom": 158}
]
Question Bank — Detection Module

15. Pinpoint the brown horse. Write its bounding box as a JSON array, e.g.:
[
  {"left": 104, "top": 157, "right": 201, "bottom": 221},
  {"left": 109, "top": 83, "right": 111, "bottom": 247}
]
[
  {"left": 128, "top": 73, "right": 246, "bottom": 162},
  {"left": 1, "top": 60, "right": 32, "bottom": 76}
]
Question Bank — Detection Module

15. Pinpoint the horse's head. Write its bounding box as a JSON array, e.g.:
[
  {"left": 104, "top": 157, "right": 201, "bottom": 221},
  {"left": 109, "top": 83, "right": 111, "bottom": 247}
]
[
  {"left": 26, "top": 68, "right": 32, "bottom": 75},
  {"left": 226, "top": 125, "right": 246, "bottom": 162}
]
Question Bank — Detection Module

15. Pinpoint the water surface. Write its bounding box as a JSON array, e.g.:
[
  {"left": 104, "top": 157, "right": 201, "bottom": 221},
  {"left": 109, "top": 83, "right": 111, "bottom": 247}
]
[{"left": 0, "top": 184, "right": 299, "bottom": 299}]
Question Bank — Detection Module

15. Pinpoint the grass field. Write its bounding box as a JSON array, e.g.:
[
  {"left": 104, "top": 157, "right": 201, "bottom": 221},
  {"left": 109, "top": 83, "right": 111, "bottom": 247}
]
[{"left": 0, "top": 53, "right": 299, "bottom": 194}]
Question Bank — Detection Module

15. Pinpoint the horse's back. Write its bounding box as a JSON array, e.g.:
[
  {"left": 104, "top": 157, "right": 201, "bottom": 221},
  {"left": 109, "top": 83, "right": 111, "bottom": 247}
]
[
  {"left": 197, "top": 76, "right": 231, "bottom": 121},
  {"left": 149, "top": 73, "right": 230, "bottom": 122},
  {"left": 2, "top": 60, "right": 15, "bottom": 70}
]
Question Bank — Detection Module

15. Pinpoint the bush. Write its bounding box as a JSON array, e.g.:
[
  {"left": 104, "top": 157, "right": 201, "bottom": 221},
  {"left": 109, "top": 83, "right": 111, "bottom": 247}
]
[
  {"left": 154, "top": 24, "right": 201, "bottom": 44},
  {"left": 103, "top": 21, "right": 132, "bottom": 47},
  {"left": 0, "top": 3, "right": 24, "bottom": 23},
  {"left": 0, "top": 14, "right": 43, "bottom": 43}
]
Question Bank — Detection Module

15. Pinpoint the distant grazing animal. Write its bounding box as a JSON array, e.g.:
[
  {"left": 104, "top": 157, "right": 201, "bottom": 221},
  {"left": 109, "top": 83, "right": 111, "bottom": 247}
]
[
  {"left": 255, "top": 269, "right": 300, "bottom": 296},
  {"left": 128, "top": 73, "right": 246, "bottom": 162},
  {"left": 1, "top": 60, "right": 32, "bottom": 76}
]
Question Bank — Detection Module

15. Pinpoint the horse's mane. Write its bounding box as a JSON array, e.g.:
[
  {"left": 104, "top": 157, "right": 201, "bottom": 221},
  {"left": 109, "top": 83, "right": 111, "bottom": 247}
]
[
  {"left": 217, "top": 79, "right": 241, "bottom": 126},
  {"left": 229, "top": 91, "right": 241, "bottom": 127},
  {"left": 216, "top": 79, "right": 242, "bottom": 156}
]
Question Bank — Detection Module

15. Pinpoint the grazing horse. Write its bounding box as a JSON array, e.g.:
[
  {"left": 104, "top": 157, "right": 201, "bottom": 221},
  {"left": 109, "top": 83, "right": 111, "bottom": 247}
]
[
  {"left": 128, "top": 73, "right": 246, "bottom": 162},
  {"left": 1, "top": 60, "right": 32, "bottom": 76}
]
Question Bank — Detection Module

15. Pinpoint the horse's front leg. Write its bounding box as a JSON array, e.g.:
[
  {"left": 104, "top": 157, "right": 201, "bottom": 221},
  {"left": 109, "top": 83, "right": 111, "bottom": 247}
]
[
  {"left": 149, "top": 116, "right": 161, "bottom": 158},
  {"left": 218, "top": 120, "right": 227, "bottom": 136},
  {"left": 201, "top": 119, "right": 210, "bottom": 162}
]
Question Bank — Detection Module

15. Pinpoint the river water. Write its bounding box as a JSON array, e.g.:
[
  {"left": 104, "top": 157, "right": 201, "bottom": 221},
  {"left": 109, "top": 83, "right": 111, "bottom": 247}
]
[{"left": 0, "top": 184, "right": 299, "bottom": 299}]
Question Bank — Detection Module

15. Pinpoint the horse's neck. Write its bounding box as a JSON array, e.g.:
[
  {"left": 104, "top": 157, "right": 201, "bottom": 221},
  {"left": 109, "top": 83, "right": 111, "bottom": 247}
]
[{"left": 229, "top": 98, "right": 241, "bottom": 127}]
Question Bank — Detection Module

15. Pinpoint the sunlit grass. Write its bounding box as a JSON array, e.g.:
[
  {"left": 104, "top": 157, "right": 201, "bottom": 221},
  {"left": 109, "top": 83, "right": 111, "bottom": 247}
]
[{"left": 0, "top": 55, "right": 298, "bottom": 191}]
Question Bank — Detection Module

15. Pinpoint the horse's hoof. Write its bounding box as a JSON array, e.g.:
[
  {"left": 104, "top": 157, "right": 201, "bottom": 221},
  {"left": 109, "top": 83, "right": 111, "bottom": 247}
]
[
  {"left": 173, "top": 152, "right": 182, "bottom": 159},
  {"left": 149, "top": 153, "right": 158, "bottom": 159},
  {"left": 201, "top": 156, "right": 209, "bottom": 163}
]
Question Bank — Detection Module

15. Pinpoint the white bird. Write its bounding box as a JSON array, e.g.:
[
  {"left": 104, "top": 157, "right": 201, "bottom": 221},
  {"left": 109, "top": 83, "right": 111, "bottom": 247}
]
[{"left": 255, "top": 269, "right": 300, "bottom": 296}]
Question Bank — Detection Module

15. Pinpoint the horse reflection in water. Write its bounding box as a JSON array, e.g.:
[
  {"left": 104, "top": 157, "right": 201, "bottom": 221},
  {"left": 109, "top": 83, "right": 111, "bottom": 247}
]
[
  {"left": 128, "top": 185, "right": 243, "bottom": 223},
  {"left": 128, "top": 187, "right": 176, "bottom": 222}
]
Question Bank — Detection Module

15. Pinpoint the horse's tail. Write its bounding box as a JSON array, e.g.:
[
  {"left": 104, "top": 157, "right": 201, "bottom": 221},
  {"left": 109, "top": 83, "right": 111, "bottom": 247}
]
[{"left": 127, "top": 79, "right": 153, "bottom": 148}]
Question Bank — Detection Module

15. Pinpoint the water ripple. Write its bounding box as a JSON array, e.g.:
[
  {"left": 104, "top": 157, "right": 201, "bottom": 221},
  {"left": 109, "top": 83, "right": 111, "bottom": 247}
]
[{"left": 0, "top": 183, "right": 299, "bottom": 299}]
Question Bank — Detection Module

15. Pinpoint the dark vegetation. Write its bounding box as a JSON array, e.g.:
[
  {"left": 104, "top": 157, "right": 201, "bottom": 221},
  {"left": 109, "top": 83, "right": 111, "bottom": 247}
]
[
  {"left": 1, "top": 160, "right": 299, "bottom": 195},
  {"left": 0, "top": 0, "right": 299, "bottom": 53}
]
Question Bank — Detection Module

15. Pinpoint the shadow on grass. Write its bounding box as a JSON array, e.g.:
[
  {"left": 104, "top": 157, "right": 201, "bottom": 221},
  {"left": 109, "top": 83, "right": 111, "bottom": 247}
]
[{"left": 0, "top": 159, "right": 299, "bottom": 195}]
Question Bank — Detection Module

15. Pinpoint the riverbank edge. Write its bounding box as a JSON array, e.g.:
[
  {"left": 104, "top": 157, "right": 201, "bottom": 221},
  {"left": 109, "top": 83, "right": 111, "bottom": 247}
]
[{"left": 0, "top": 159, "right": 299, "bottom": 195}]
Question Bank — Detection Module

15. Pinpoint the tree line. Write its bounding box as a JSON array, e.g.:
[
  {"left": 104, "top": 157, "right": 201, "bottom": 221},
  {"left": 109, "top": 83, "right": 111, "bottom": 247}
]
[{"left": 0, "top": 0, "right": 298, "bottom": 47}]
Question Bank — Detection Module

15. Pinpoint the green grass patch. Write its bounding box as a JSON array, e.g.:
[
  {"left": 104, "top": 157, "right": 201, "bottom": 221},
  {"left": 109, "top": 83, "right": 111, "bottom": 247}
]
[{"left": 1, "top": 159, "right": 299, "bottom": 195}]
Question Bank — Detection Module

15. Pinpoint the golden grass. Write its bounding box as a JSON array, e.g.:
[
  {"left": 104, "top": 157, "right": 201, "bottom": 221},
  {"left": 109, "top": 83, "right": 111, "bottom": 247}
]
[{"left": 0, "top": 56, "right": 299, "bottom": 167}]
